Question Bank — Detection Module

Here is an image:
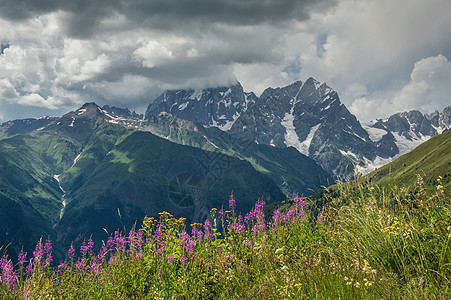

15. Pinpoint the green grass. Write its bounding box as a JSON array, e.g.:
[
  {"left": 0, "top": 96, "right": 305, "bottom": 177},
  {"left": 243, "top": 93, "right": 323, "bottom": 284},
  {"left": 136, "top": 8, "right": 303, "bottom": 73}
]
[
  {"left": 1, "top": 175, "right": 449, "bottom": 299},
  {"left": 367, "top": 129, "right": 451, "bottom": 194}
]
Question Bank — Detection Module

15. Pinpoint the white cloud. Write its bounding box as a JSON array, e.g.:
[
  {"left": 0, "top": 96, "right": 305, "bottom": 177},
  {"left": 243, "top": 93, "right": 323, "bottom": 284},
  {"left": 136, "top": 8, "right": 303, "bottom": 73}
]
[
  {"left": 133, "top": 41, "right": 174, "bottom": 68},
  {"left": 391, "top": 54, "right": 451, "bottom": 113},
  {"left": 348, "top": 54, "right": 451, "bottom": 121},
  {"left": 0, "top": 79, "right": 19, "bottom": 99},
  {"left": 17, "top": 93, "right": 62, "bottom": 109}
]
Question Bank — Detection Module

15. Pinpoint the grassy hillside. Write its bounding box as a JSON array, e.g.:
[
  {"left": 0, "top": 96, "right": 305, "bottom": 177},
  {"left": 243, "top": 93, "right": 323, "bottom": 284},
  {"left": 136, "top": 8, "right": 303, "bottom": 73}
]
[
  {"left": 304, "top": 129, "right": 450, "bottom": 216},
  {"left": 0, "top": 174, "right": 449, "bottom": 299},
  {"left": 367, "top": 129, "right": 450, "bottom": 194}
]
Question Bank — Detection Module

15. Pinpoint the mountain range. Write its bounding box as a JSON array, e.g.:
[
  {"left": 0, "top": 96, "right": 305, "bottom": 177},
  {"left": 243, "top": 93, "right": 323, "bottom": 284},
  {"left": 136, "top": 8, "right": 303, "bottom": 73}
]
[
  {"left": 0, "top": 76, "right": 449, "bottom": 260},
  {"left": 145, "top": 77, "right": 450, "bottom": 178},
  {"left": 0, "top": 102, "right": 329, "bottom": 259}
]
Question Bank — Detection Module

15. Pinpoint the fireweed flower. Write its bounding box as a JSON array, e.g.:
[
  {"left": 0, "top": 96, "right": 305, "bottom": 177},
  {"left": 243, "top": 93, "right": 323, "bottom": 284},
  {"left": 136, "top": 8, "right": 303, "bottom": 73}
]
[
  {"left": 75, "top": 260, "right": 84, "bottom": 270},
  {"left": 80, "top": 241, "right": 89, "bottom": 256},
  {"left": 180, "top": 256, "right": 188, "bottom": 266},
  {"left": 229, "top": 192, "right": 237, "bottom": 211},
  {"left": 25, "top": 263, "right": 33, "bottom": 276},
  {"left": 87, "top": 238, "right": 94, "bottom": 252},
  {"left": 17, "top": 251, "right": 27, "bottom": 266},
  {"left": 272, "top": 209, "right": 283, "bottom": 226},
  {"left": 107, "top": 237, "right": 115, "bottom": 249},
  {"left": 108, "top": 256, "right": 117, "bottom": 266},
  {"left": 317, "top": 213, "right": 325, "bottom": 224},
  {"left": 90, "top": 263, "right": 101, "bottom": 275},
  {"left": 44, "top": 239, "right": 52, "bottom": 254},
  {"left": 68, "top": 244, "right": 75, "bottom": 259},
  {"left": 115, "top": 235, "right": 127, "bottom": 253},
  {"left": 1, "top": 259, "right": 18, "bottom": 289},
  {"left": 203, "top": 219, "right": 214, "bottom": 241},
  {"left": 33, "top": 239, "right": 44, "bottom": 264}
]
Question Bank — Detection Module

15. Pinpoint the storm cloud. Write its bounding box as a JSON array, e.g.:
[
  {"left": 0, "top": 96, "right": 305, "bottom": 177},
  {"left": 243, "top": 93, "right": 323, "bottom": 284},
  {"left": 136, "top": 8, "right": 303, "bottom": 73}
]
[{"left": 0, "top": 0, "right": 450, "bottom": 122}]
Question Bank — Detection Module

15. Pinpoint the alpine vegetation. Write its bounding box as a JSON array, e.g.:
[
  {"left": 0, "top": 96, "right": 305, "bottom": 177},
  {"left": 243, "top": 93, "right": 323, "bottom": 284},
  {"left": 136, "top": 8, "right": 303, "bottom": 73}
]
[{"left": 1, "top": 177, "right": 449, "bottom": 299}]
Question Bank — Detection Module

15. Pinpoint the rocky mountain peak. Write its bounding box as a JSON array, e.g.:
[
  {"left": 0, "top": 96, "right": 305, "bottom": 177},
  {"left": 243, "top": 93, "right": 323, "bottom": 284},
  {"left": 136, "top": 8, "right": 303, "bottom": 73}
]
[{"left": 145, "top": 82, "right": 256, "bottom": 131}]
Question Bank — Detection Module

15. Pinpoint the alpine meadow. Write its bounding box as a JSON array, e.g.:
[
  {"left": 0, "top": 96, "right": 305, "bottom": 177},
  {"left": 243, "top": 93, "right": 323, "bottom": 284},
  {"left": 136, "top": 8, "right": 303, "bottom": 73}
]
[{"left": 1, "top": 0, "right": 451, "bottom": 299}]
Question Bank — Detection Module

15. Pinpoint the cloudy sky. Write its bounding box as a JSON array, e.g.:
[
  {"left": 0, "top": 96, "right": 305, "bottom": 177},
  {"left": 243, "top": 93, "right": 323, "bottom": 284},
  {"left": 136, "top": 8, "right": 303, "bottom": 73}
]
[{"left": 0, "top": 0, "right": 450, "bottom": 123}]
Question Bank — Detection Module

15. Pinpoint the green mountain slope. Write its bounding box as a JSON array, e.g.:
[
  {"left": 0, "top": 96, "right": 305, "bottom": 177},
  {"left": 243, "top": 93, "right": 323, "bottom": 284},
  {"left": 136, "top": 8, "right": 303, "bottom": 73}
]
[
  {"left": 366, "top": 129, "right": 450, "bottom": 194},
  {"left": 304, "top": 129, "right": 451, "bottom": 215},
  {"left": 57, "top": 131, "right": 285, "bottom": 246},
  {"left": 146, "top": 112, "right": 333, "bottom": 196},
  {"left": 0, "top": 103, "right": 285, "bottom": 255}
]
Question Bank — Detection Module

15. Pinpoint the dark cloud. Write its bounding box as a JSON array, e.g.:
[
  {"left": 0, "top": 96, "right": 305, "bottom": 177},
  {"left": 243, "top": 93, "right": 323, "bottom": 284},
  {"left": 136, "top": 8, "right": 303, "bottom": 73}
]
[{"left": 0, "top": 0, "right": 336, "bottom": 38}]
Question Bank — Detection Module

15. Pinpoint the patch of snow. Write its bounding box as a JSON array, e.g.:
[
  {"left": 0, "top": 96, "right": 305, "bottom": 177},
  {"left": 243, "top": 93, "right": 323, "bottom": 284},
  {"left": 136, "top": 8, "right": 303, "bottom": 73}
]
[
  {"left": 202, "top": 135, "right": 219, "bottom": 149},
  {"left": 356, "top": 156, "right": 394, "bottom": 175},
  {"left": 321, "top": 95, "right": 331, "bottom": 103},
  {"left": 71, "top": 152, "right": 82, "bottom": 167},
  {"left": 223, "top": 88, "right": 231, "bottom": 97},
  {"left": 321, "top": 99, "right": 336, "bottom": 111},
  {"left": 189, "top": 89, "right": 203, "bottom": 101},
  {"left": 338, "top": 149, "right": 359, "bottom": 161},
  {"left": 243, "top": 94, "right": 253, "bottom": 111},
  {"left": 53, "top": 175, "right": 66, "bottom": 219},
  {"left": 299, "top": 124, "right": 320, "bottom": 156},
  {"left": 313, "top": 78, "right": 322, "bottom": 90},
  {"left": 322, "top": 84, "right": 333, "bottom": 94},
  {"left": 218, "top": 112, "right": 240, "bottom": 131},
  {"left": 219, "top": 98, "right": 232, "bottom": 108},
  {"left": 178, "top": 102, "right": 189, "bottom": 111},
  {"left": 281, "top": 106, "right": 320, "bottom": 156},
  {"left": 431, "top": 124, "right": 449, "bottom": 134},
  {"left": 77, "top": 109, "right": 87, "bottom": 115},
  {"left": 362, "top": 124, "right": 387, "bottom": 142},
  {"left": 69, "top": 117, "right": 75, "bottom": 127},
  {"left": 393, "top": 132, "right": 430, "bottom": 156}
]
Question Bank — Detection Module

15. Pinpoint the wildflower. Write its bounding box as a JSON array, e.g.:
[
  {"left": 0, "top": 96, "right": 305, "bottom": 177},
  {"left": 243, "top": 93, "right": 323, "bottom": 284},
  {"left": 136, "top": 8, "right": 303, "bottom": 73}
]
[
  {"left": 75, "top": 260, "right": 84, "bottom": 270},
  {"left": 87, "top": 238, "right": 94, "bottom": 251},
  {"left": 58, "top": 262, "right": 67, "bottom": 269},
  {"left": 108, "top": 256, "right": 117, "bottom": 266},
  {"left": 229, "top": 192, "right": 236, "bottom": 211},
  {"left": 17, "top": 251, "right": 27, "bottom": 266},
  {"left": 33, "top": 239, "right": 44, "bottom": 264},
  {"left": 80, "top": 241, "right": 89, "bottom": 256},
  {"left": 44, "top": 239, "right": 52, "bottom": 254},
  {"left": 90, "top": 263, "right": 101, "bottom": 275},
  {"left": 180, "top": 255, "right": 188, "bottom": 266},
  {"left": 68, "top": 244, "right": 75, "bottom": 259},
  {"left": 25, "top": 263, "right": 33, "bottom": 276},
  {"left": 317, "top": 213, "right": 325, "bottom": 224}
]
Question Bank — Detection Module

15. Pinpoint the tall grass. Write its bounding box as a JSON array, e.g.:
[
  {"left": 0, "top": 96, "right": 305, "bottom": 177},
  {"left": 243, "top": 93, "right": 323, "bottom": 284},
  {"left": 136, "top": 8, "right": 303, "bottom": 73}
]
[{"left": 0, "top": 176, "right": 449, "bottom": 299}]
